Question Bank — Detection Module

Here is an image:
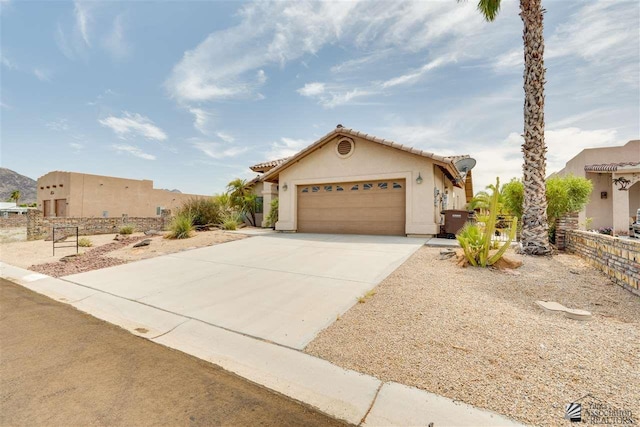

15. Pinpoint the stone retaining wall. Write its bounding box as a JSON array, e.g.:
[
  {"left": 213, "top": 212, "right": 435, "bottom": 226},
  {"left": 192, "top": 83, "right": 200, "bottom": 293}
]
[
  {"left": 0, "top": 215, "right": 27, "bottom": 229},
  {"left": 27, "top": 210, "right": 171, "bottom": 241},
  {"left": 566, "top": 230, "right": 640, "bottom": 296},
  {"left": 555, "top": 213, "right": 579, "bottom": 250}
]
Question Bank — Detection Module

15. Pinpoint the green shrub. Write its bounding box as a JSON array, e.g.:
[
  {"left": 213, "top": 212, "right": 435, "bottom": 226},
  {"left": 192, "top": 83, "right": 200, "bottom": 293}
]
[
  {"left": 220, "top": 212, "right": 243, "bottom": 230},
  {"left": 78, "top": 237, "right": 93, "bottom": 247},
  {"left": 265, "top": 198, "right": 279, "bottom": 227},
  {"left": 119, "top": 225, "right": 134, "bottom": 235},
  {"left": 457, "top": 178, "right": 517, "bottom": 267},
  {"left": 177, "top": 197, "right": 222, "bottom": 227},
  {"left": 502, "top": 178, "right": 524, "bottom": 218},
  {"left": 166, "top": 214, "right": 194, "bottom": 239}
]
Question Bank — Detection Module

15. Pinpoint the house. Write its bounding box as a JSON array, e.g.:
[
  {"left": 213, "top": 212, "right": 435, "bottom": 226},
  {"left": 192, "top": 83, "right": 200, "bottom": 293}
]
[
  {"left": 0, "top": 202, "right": 31, "bottom": 216},
  {"left": 554, "top": 140, "right": 640, "bottom": 234},
  {"left": 253, "top": 125, "right": 473, "bottom": 236},
  {"left": 37, "top": 171, "right": 208, "bottom": 218}
]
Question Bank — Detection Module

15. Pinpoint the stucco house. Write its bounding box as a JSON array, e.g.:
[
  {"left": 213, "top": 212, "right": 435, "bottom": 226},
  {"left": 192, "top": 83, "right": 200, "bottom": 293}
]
[
  {"left": 37, "top": 171, "right": 208, "bottom": 218},
  {"left": 554, "top": 139, "right": 640, "bottom": 234},
  {"left": 251, "top": 126, "right": 473, "bottom": 236}
]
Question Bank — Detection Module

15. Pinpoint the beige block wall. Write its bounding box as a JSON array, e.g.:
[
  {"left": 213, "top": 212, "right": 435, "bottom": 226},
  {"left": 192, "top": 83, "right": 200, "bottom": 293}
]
[
  {"left": 274, "top": 135, "right": 459, "bottom": 235},
  {"left": 38, "top": 171, "right": 208, "bottom": 218}
]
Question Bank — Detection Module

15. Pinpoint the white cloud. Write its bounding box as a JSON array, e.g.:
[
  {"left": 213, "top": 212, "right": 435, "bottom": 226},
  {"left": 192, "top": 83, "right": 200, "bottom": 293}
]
[
  {"left": 1, "top": 54, "right": 16, "bottom": 69},
  {"left": 546, "top": 127, "right": 622, "bottom": 174},
  {"left": 381, "top": 54, "right": 456, "bottom": 89},
  {"left": 87, "top": 88, "right": 116, "bottom": 106},
  {"left": 55, "top": 23, "right": 76, "bottom": 60},
  {"left": 192, "top": 141, "right": 248, "bottom": 159},
  {"left": 492, "top": 49, "right": 522, "bottom": 73},
  {"left": 546, "top": 1, "right": 639, "bottom": 89},
  {"left": 216, "top": 131, "right": 234, "bottom": 143},
  {"left": 188, "top": 107, "right": 215, "bottom": 135},
  {"left": 102, "top": 14, "right": 131, "bottom": 60},
  {"left": 297, "top": 82, "right": 325, "bottom": 97},
  {"left": 112, "top": 144, "right": 156, "bottom": 160},
  {"left": 99, "top": 112, "right": 168, "bottom": 141},
  {"left": 69, "top": 142, "right": 84, "bottom": 150},
  {"left": 46, "top": 119, "right": 70, "bottom": 131},
  {"left": 33, "top": 68, "right": 51, "bottom": 82},
  {"left": 165, "top": 1, "right": 495, "bottom": 104},
  {"left": 74, "top": 1, "right": 91, "bottom": 46},
  {"left": 266, "top": 137, "right": 310, "bottom": 159}
]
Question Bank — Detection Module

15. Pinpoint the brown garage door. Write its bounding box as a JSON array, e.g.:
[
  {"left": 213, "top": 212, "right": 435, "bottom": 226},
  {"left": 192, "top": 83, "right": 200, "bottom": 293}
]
[{"left": 297, "top": 179, "right": 406, "bottom": 235}]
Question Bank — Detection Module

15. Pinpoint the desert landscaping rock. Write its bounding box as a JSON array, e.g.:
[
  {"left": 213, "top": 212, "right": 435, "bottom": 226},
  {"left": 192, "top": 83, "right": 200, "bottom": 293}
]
[
  {"left": 18, "top": 230, "right": 246, "bottom": 277},
  {"left": 306, "top": 246, "right": 640, "bottom": 426},
  {"left": 133, "top": 239, "right": 152, "bottom": 248}
]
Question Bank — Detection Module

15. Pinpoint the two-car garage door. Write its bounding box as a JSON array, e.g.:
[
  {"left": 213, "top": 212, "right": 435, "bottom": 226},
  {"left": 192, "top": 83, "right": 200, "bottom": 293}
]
[{"left": 297, "top": 179, "right": 406, "bottom": 236}]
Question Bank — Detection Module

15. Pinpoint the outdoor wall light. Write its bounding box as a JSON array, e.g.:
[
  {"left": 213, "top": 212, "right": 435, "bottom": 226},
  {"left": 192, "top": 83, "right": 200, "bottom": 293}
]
[
  {"left": 416, "top": 173, "right": 423, "bottom": 184},
  {"left": 613, "top": 177, "right": 631, "bottom": 191},
  {"left": 282, "top": 183, "right": 288, "bottom": 191}
]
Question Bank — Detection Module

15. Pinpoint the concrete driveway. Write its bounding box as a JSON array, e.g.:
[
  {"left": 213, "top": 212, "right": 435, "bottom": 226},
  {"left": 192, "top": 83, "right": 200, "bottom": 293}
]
[{"left": 64, "top": 233, "right": 425, "bottom": 349}]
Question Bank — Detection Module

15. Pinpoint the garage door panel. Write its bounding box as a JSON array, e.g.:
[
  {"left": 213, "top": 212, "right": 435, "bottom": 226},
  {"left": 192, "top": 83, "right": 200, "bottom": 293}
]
[{"left": 297, "top": 179, "right": 405, "bottom": 236}]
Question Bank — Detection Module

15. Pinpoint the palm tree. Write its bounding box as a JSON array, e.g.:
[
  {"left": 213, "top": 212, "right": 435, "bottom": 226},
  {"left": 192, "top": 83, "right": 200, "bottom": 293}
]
[
  {"left": 476, "top": 0, "right": 552, "bottom": 255},
  {"left": 226, "top": 178, "right": 257, "bottom": 226},
  {"left": 10, "top": 190, "right": 20, "bottom": 206}
]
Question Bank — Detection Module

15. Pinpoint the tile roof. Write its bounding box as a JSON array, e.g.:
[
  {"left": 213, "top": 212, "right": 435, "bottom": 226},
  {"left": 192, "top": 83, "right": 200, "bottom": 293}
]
[
  {"left": 249, "top": 157, "right": 290, "bottom": 173},
  {"left": 260, "top": 126, "right": 466, "bottom": 186},
  {"left": 584, "top": 162, "right": 640, "bottom": 172}
]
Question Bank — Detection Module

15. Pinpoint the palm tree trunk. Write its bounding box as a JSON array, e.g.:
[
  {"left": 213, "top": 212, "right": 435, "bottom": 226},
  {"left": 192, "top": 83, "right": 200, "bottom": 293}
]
[{"left": 519, "top": 0, "right": 552, "bottom": 255}]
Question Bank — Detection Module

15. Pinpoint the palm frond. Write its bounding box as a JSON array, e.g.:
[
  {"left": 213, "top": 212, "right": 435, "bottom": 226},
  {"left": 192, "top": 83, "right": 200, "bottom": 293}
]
[{"left": 477, "top": 0, "right": 502, "bottom": 22}]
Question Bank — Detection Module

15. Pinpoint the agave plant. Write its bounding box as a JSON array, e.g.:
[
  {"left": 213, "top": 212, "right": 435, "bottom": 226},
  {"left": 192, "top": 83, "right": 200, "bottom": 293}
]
[{"left": 457, "top": 177, "right": 517, "bottom": 267}]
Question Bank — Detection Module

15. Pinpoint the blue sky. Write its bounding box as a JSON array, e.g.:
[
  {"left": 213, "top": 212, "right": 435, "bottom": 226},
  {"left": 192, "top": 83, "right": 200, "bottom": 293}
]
[{"left": 1, "top": 0, "right": 638, "bottom": 195}]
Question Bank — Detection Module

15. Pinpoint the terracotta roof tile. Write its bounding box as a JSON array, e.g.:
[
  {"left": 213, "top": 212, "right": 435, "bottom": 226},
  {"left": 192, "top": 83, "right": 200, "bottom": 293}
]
[{"left": 584, "top": 162, "right": 640, "bottom": 172}]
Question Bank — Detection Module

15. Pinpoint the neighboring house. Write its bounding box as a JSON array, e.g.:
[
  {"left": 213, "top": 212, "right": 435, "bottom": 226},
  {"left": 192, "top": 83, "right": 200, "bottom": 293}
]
[
  {"left": 37, "top": 171, "right": 208, "bottom": 218},
  {"left": 554, "top": 140, "right": 640, "bottom": 234},
  {"left": 255, "top": 125, "right": 473, "bottom": 236},
  {"left": 0, "top": 202, "right": 31, "bottom": 216}
]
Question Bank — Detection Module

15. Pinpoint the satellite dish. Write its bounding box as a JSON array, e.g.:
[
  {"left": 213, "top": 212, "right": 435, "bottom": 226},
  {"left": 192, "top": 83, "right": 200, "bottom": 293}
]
[
  {"left": 454, "top": 158, "right": 476, "bottom": 184},
  {"left": 455, "top": 157, "right": 477, "bottom": 174}
]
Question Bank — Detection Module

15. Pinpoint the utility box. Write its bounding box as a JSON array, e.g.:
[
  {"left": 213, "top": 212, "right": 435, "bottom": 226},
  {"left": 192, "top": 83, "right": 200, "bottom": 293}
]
[{"left": 441, "top": 210, "right": 472, "bottom": 237}]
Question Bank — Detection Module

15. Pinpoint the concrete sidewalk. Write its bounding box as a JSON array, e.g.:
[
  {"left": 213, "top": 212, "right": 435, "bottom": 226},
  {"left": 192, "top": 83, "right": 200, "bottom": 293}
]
[{"left": 2, "top": 261, "right": 523, "bottom": 426}]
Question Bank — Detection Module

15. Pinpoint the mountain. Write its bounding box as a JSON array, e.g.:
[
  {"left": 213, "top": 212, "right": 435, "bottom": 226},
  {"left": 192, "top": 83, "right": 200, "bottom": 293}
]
[{"left": 0, "top": 168, "right": 37, "bottom": 204}]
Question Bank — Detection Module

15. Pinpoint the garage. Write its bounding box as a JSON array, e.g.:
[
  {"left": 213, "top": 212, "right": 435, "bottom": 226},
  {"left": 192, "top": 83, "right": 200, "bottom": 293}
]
[{"left": 297, "top": 179, "right": 406, "bottom": 235}]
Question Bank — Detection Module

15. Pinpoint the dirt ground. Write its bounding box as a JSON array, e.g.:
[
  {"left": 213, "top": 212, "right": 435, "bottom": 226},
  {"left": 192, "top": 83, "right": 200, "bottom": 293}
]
[
  {"left": 0, "top": 230, "right": 245, "bottom": 274},
  {"left": 306, "top": 247, "right": 640, "bottom": 426},
  {"left": 0, "top": 279, "right": 347, "bottom": 427}
]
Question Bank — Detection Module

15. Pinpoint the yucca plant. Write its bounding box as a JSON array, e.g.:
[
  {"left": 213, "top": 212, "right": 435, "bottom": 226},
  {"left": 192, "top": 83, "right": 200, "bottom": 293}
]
[{"left": 457, "top": 177, "right": 518, "bottom": 267}]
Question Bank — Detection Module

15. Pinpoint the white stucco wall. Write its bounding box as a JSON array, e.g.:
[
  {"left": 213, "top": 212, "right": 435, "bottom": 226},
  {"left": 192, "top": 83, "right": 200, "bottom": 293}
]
[{"left": 274, "top": 135, "right": 459, "bottom": 235}]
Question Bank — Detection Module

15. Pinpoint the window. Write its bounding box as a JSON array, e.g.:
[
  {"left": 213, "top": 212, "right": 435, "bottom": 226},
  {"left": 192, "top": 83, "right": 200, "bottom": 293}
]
[
  {"left": 301, "top": 187, "right": 309, "bottom": 193},
  {"left": 312, "top": 186, "right": 320, "bottom": 192},
  {"left": 378, "top": 182, "right": 388, "bottom": 189},
  {"left": 256, "top": 197, "right": 264, "bottom": 214},
  {"left": 351, "top": 184, "right": 359, "bottom": 191},
  {"left": 393, "top": 182, "right": 403, "bottom": 189},
  {"left": 156, "top": 206, "right": 162, "bottom": 216},
  {"left": 336, "top": 185, "right": 344, "bottom": 191},
  {"left": 324, "top": 185, "right": 332, "bottom": 192},
  {"left": 363, "top": 183, "right": 373, "bottom": 190}
]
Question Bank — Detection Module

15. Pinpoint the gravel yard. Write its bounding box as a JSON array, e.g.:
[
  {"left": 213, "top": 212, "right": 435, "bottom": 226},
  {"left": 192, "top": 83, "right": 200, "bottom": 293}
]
[
  {"left": 1, "top": 230, "right": 245, "bottom": 277},
  {"left": 305, "top": 247, "right": 640, "bottom": 426}
]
